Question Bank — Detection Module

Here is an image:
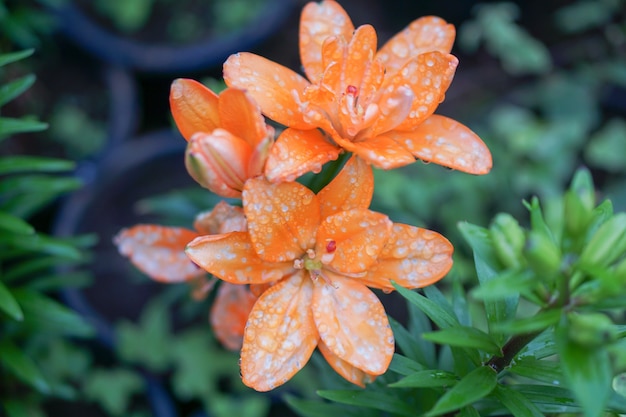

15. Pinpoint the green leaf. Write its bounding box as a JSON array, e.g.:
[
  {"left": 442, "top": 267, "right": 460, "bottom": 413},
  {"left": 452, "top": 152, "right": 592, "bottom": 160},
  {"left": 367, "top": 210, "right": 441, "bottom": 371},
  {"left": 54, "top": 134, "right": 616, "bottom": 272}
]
[
  {"left": 0, "top": 49, "right": 34, "bottom": 67},
  {"left": 0, "top": 117, "right": 48, "bottom": 138},
  {"left": 518, "top": 330, "right": 557, "bottom": 360},
  {"left": 389, "top": 369, "right": 458, "bottom": 388},
  {"left": 0, "top": 232, "right": 82, "bottom": 260},
  {"left": 422, "top": 326, "right": 502, "bottom": 355},
  {"left": 0, "top": 280, "right": 23, "bottom": 320},
  {"left": 508, "top": 357, "right": 563, "bottom": 385},
  {"left": 492, "top": 309, "right": 561, "bottom": 335},
  {"left": 493, "top": 384, "right": 545, "bottom": 417},
  {"left": 0, "top": 74, "right": 35, "bottom": 107},
  {"left": 0, "top": 340, "right": 50, "bottom": 393},
  {"left": 470, "top": 270, "right": 536, "bottom": 301},
  {"left": 317, "top": 389, "right": 415, "bottom": 417},
  {"left": 426, "top": 366, "right": 498, "bottom": 416},
  {"left": 512, "top": 384, "right": 584, "bottom": 414},
  {"left": 13, "top": 289, "right": 94, "bottom": 337},
  {"left": 0, "top": 210, "right": 34, "bottom": 234},
  {"left": 406, "top": 299, "right": 436, "bottom": 367},
  {"left": 1, "top": 399, "right": 45, "bottom": 417},
  {"left": 388, "top": 353, "right": 426, "bottom": 377},
  {"left": 285, "top": 395, "right": 365, "bottom": 417},
  {"left": 556, "top": 324, "right": 613, "bottom": 417},
  {"left": 585, "top": 118, "right": 626, "bottom": 172},
  {"left": 0, "top": 156, "right": 75, "bottom": 175},
  {"left": 389, "top": 316, "right": 430, "bottom": 367},
  {"left": 84, "top": 368, "right": 143, "bottom": 416},
  {"left": 392, "top": 283, "right": 460, "bottom": 329}
]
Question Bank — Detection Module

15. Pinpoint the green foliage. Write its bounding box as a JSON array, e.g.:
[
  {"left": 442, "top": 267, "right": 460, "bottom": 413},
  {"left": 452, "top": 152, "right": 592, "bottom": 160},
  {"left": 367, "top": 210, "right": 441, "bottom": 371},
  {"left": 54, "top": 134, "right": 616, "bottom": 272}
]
[{"left": 0, "top": 49, "right": 95, "bottom": 415}]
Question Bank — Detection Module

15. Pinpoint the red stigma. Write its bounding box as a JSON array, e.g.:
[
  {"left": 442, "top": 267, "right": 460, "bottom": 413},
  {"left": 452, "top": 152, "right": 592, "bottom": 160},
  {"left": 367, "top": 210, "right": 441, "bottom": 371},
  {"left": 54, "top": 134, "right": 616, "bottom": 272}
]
[
  {"left": 346, "top": 85, "right": 358, "bottom": 96},
  {"left": 326, "top": 240, "right": 337, "bottom": 253}
]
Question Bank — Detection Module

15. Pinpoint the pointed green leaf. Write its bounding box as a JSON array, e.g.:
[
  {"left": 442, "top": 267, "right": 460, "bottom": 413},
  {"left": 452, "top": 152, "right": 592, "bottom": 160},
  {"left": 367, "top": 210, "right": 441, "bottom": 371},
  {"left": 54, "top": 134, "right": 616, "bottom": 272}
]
[
  {"left": 493, "top": 384, "right": 545, "bottom": 417},
  {"left": 471, "top": 270, "right": 535, "bottom": 300},
  {"left": 0, "top": 281, "right": 23, "bottom": 320},
  {"left": 422, "top": 326, "right": 502, "bottom": 355},
  {"left": 407, "top": 300, "right": 436, "bottom": 367},
  {"left": 426, "top": 366, "right": 498, "bottom": 416},
  {"left": 508, "top": 357, "right": 563, "bottom": 385},
  {"left": 317, "top": 389, "right": 415, "bottom": 417},
  {"left": 0, "top": 74, "right": 35, "bottom": 107},
  {"left": 388, "top": 353, "right": 425, "bottom": 377},
  {"left": 389, "top": 369, "right": 458, "bottom": 388},
  {"left": 0, "top": 211, "right": 34, "bottom": 235},
  {"left": 0, "top": 340, "right": 50, "bottom": 393},
  {"left": 517, "top": 330, "right": 557, "bottom": 360},
  {"left": 0, "top": 156, "right": 75, "bottom": 175},
  {"left": 389, "top": 316, "right": 430, "bottom": 367},
  {"left": 492, "top": 309, "right": 561, "bottom": 335},
  {"left": 0, "top": 49, "right": 34, "bottom": 67},
  {"left": 0, "top": 232, "right": 82, "bottom": 260},
  {"left": 392, "top": 282, "right": 460, "bottom": 329},
  {"left": 512, "top": 384, "right": 584, "bottom": 414},
  {"left": 0, "top": 117, "right": 48, "bottom": 138}
]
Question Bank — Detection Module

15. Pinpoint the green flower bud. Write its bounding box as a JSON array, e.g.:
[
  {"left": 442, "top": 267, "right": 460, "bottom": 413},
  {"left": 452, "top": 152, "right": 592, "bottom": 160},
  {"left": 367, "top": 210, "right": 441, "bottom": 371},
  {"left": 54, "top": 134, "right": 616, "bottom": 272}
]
[
  {"left": 490, "top": 213, "right": 526, "bottom": 269},
  {"left": 524, "top": 230, "right": 561, "bottom": 278},
  {"left": 563, "top": 189, "right": 592, "bottom": 239},
  {"left": 567, "top": 312, "right": 617, "bottom": 348},
  {"left": 579, "top": 213, "right": 626, "bottom": 269}
]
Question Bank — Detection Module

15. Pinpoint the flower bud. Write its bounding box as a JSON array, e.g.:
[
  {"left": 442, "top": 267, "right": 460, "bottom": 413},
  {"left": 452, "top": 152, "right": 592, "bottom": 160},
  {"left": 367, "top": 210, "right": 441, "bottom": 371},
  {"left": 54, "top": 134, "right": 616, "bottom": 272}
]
[
  {"left": 567, "top": 312, "right": 617, "bottom": 348},
  {"left": 524, "top": 230, "right": 561, "bottom": 278},
  {"left": 579, "top": 213, "right": 626, "bottom": 269},
  {"left": 563, "top": 189, "right": 592, "bottom": 239},
  {"left": 490, "top": 213, "right": 526, "bottom": 269}
]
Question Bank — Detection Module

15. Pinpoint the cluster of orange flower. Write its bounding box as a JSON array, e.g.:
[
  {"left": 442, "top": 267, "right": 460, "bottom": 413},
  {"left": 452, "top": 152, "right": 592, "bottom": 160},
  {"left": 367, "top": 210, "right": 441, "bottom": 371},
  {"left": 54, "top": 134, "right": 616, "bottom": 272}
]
[{"left": 115, "top": 0, "right": 492, "bottom": 392}]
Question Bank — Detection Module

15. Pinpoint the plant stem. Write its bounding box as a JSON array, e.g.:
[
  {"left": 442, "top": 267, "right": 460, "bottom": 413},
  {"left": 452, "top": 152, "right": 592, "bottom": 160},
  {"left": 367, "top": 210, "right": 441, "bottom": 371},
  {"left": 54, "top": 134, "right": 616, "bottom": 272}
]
[{"left": 486, "top": 330, "right": 543, "bottom": 373}]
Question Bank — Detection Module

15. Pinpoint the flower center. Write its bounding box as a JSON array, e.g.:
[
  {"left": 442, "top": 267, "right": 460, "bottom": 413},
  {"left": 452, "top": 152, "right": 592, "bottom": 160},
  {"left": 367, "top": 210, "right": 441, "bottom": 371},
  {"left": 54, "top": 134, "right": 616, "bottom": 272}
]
[{"left": 292, "top": 240, "right": 338, "bottom": 288}]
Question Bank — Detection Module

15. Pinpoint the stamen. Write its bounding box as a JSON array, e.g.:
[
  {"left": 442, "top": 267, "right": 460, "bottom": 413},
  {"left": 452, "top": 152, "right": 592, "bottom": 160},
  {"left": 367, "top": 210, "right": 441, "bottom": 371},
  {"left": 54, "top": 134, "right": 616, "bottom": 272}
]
[
  {"left": 310, "top": 270, "right": 339, "bottom": 289},
  {"left": 325, "top": 239, "right": 337, "bottom": 253},
  {"left": 346, "top": 85, "right": 358, "bottom": 96},
  {"left": 293, "top": 259, "right": 304, "bottom": 269},
  {"left": 306, "top": 248, "right": 316, "bottom": 259}
]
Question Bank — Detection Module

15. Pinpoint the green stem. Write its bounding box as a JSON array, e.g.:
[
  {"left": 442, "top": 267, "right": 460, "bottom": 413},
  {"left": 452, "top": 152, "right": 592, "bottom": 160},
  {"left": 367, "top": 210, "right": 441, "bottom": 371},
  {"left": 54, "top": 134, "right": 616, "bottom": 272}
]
[{"left": 486, "top": 330, "right": 543, "bottom": 373}]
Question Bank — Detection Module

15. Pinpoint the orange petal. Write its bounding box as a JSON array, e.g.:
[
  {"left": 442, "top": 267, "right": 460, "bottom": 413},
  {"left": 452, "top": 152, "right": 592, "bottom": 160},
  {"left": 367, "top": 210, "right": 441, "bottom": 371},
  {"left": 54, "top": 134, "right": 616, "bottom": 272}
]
[
  {"left": 343, "top": 25, "right": 378, "bottom": 94},
  {"left": 193, "top": 201, "right": 247, "bottom": 235},
  {"left": 377, "top": 16, "right": 456, "bottom": 77},
  {"left": 240, "top": 273, "right": 318, "bottom": 391},
  {"left": 391, "top": 114, "right": 492, "bottom": 174},
  {"left": 218, "top": 88, "right": 270, "bottom": 148},
  {"left": 390, "top": 51, "right": 458, "bottom": 131},
  {"left": 367, "top": 85, "right": 414, "bottom": 138},
  {"left": 223, "top": 53, "right": 312, "bottom": 129},
  {"left": 264, "top": 128, "right": 341, "bottom": 183},
  {"left": 333, "top": 133, "right": 416, "bottom": 170},
  {"left": 186, "top": 232, "right": 293, "bottom": 284},
  {"left": 362, "top": 224, "right": 453, "bottom": 291},
  {"left": 318, "top": 339, "right": 376, "bottom": 388},
  {"left": 299, "top": 0, "right": 354, "bottom": 82},
  {"left": 317, "top": 155, "right": 374, "bottom": 219},
  {"left": 316, "top": 209, "right": 392, "bottom": 274},
  {"left": 170, "top": 78, "right": 220, "bottom": 141},
  {"left": 210, "top": 283, "right": 257, "bottom": 351},
  {"left": 114, "top": 225, "right": 202, "bottom": 283},
  {"left": 243, "top": 178, "right": 320, "bottom": 262},
  {"left": 311, "top": 277, "right": 394, "bottom": 375},
  {"left": 185, "top": 129, "right": 254, "bottom": 198}
]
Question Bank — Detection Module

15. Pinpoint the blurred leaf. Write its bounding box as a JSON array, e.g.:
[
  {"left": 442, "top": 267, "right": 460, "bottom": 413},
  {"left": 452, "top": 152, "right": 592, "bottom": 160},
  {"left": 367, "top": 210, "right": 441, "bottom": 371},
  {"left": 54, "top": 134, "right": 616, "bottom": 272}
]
[
  {"left": 555, "top": 0, "right": 619, "bottom": 33},
  {"left": 0, "top": 49, "right": 34, "bottom": 67},
  {"left": 389, "top": 369, "right": 458, "bottom": 388},
  {"left": 585, "top": 118, "right": 626, "bottom": 172},
  {"left": 388, "top": 353, "right": 426, "bottom": 377},
  {"left": 285, "top": 395, "right": 366, "bottom": 417},
  {"left": 426, "top": 366, "right": 497, "bottom": 416},
  {"left": 84, "top": 368, "right": 143, "bottom": 416},
  {"left": 2, "top": 255, "right": 85, "bottom": 283},
  {"left": 493, "top": 384, "right": 545, "bottom": 417},
  {"left": 0, "top": 340, "right": 50, "bottom": 394},
  {"left": 493, "top": 309, "right": 561, "bottom": 335},
  {"left": 0, "top": 280, "right": 23, "bottom": 320},
  {"left": 0, "top": 156, "right": 75, "bottom": 175},
  {"left": 517, "top": 330, "right": 558, "bottom": 360},
  {"left": 0, "top": 117, "right": 48, "bottom": 138},
  {"left": 389, "top": 316, "right": 431, "bottom": 367},
  {"left": 0, "top": 232, "right": 82, "bottom": 260},
  {"left": 422, "top": 326, "right": 502, "bottom": 355},
  {"left": 0, "top": 211, "right": 34, "bottom": 235},
  {"left": 406, "top": 300, "right": 436, "bottom": 368},
  {"left": 1, "top": 399, "right": 45, "bottom": 417},
  {"left": 317, "top": 389, "right": 414, "bottom": 417},
  {"left": 208, "top": 394, "right": 270, "bottom": 417},
  {"left": 0, "top": 74, "right": 35, "bottom": 107},
  {"left": 0, "top": 174, "right": 80, "bottom": 199},
  {"left": 508, "top": 357, "right": 564, "bottom": 385},
  {"left": 470, "top": 270, "right": 535, "bottom": 301},
  {"left": 27, "top": 270, "right": 93, "bottom": 291}
]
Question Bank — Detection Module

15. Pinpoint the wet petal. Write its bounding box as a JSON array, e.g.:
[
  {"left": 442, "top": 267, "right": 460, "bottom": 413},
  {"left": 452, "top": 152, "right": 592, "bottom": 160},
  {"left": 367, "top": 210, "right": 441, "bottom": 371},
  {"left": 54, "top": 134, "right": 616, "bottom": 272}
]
[
  {"left": 210, "top": 283, "right": 257, "bottom": 351},
  {"left": 170, "top": 78, "right": 220, "bottom": 141},
  {"left": 316, "top": 209, "right": 392, "bottom": 274},
  {"left": 312, "top": 277, "right": 394, "bottom": 375},
  {"left": 391, "top": 114, "right": 492, "bottom": 174},
  {"left": 317, "top": 155, "right": 374, "bottom": 219},
  {"left": 343, "top": 25, "right": 378, "bottom": 94},
  {"left": 300, "top": 0, "right": 354, "bottom": 82},
  {"left": 240, "top": 273, "right": 318, "bottom": 391},
  {"left": 186, "top": 232, "right": 293, "bottom": 284},
  {"left": 318, "top": 339, "right": 377, "bottom": 387},
  {"left": 218, "top": 88, "right": 270, "bottom": 148},
  {"left": 224, "top": 53, "right": 312, "bottom": 129},
  {"left": 115, "top": 225, "right": 202, "bottom": 283},
  {"left": 264, "top": 128, "right": 341, "bottom": 183},
  {"left": 362, "top": 224, "right": 453, "bottom": 291},
  {"left": 193, "top": 201, "right": 247, "bottom": 235},
  {"left": 243, "top": 178, "right": 320, "bottom": 262},
  {"left": 333, "top": 133, "right": 415, "bottom": 170},
  {"left": 366, "top": 85, "right": 414, "bottom": 138},
  {"left": 392, "top": 51, "right": 459, "bottom": 131},
  {"left": 377, "top": 16, "right": 456, "bottom": 77}
]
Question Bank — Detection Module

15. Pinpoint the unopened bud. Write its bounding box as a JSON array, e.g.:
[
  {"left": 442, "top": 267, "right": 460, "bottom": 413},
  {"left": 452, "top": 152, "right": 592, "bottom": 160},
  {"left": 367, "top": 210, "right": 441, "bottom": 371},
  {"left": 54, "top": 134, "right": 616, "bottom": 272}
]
[
  {"left": 567, "top": 312, "right": 617, "bottom": 348},
  {"left": 490, "top": 213, "right": 525, "bottom": 269},
  {"left": 524, "top": 230, "right": 561, "bottom": 278},
  {"left": 579, "top": 213, "right": 626, "bottom": 268}
]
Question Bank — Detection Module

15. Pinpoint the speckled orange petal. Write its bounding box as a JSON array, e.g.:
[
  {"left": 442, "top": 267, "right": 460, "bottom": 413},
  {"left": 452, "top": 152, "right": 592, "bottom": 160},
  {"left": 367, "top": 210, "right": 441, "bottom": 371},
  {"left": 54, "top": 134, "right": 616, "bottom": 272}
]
[
  {"left": 218, "top": 88, "right": 268, "bottom": 148},
  {"left": 240, "top": 273, "right": 318, "bottom": 391},
  {"left": 390, "top": 52, "right": 458, "bottom": 131},
  {"left": 243, "top": 178, "right": 320, "bottom": 262},
  {"left": 362, "top": 224, "right": 453, "bottom": 291},
  {"left": 318, "top": 339, "right": 377, "bottom": 388},
  {"left": 333, "top": 133, "right": 415, "bottom": 170},
  {"left": 391, "top": 114, "right": 492, "bottom": 174},
  {"left": 210, "top": 283, "right": 257, "bottom": 351},
  {"left": 311, "top": 276, "right": 394, "bottom": 375},
  {"left": 115, "top": 225, "right": 202, "bottom": 283},
  {"left": 316, "top": 209, "right": 392, "bottom": 274},
  {"left": 300, "top": 0, "right": 354, "bottom": 83},
  {"left": 366, "top": 85, "right": 414, "bottom": 138},
  {"left": 223, "top": 53, "right": 312, "bottom": 129},
  {"left": 264, "top": 128, "right": 341, "bottom": 183},
  {"left": 342, "top": 25, "right": 378, "bottom": 93},
  {"left": 377, "top": 16, "right": 455, "bottom": 77},
  {"left": 186, "top": 232, "right": 293, "bottom": 284},
  {"left": 317, "top": 155, "right": 373, "bottom": 219},
  {"left": 193, "top": 201, "right": 247, "bottom": 235},
  {"left": 170, "top": 79, "right": 220, "bottom": 141}
]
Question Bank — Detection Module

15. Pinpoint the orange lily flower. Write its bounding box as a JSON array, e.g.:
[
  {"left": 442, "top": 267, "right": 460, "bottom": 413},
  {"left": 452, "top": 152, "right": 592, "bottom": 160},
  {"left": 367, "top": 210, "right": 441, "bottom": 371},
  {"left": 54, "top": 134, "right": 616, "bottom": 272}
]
[
  {"left": 223, "top": 0, "right": 491, "bottom": 181},
  {"left": 186, "top": 156, "right": 453, "bottom": 391},
  {"left": 114, "top": 201, "right": 257, "bottom": 351},
  {"left": 170, "top": 78, "right": 274, "bottom": 197}
]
